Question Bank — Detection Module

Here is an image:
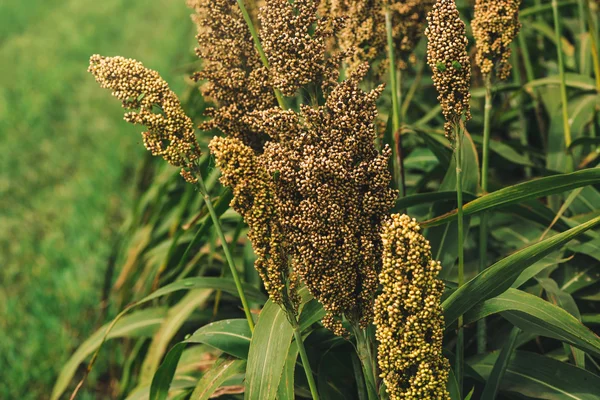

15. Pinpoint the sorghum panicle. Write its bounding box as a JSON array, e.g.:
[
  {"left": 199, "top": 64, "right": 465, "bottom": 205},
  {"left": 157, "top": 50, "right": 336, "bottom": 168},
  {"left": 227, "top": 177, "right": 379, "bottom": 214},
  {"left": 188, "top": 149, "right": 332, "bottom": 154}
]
[
  {"left": 472, "top": 0, "right": 522, "bottom": 80},
  {"left": 261, "top": 64, "right": 397, "bottom": 335},
  {"left": 319, "top": 0, "right": 386, "bottom": 70},
  {"left": 88, "top": 55, "right": 201, "bottom": 183},
  {"left": 189, "top": 0, "right": 275, "bottom": 150},
  {"left": 259, "top": 0, "right": 345, "bottom": 96},
  {"left": 387, "top": 0, "right": 436, "bottom": 70},
  {"left": 374, "top": 214, "right": 450, "bottom": 400},
  {"left": 209, "top": 136, "right": 300, "bottom": 312},
  {"left": 425, "top": 0, "right": 472, "bottom": 139}
]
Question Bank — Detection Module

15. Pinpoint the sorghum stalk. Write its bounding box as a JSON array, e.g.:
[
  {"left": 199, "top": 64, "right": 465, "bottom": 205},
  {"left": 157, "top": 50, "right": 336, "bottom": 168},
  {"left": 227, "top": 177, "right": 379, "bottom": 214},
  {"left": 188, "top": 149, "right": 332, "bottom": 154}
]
[
  {"left": 291, "top": 316, "right": 321, "bottom": 400},
  {"left": 194, "top": 165, "right": 256, "bottom": 331},
  {"left": 385, "top": 7, "right": 406, "bottom": 197},
  {"left": 477, "top": 75, "right": 492, "bottom": 354},
  {"left": 455, "top": 124, "right": 465, "bottom": 392},
  {"left": 352, "top": 324, "right": 379, "bottom": 400}
]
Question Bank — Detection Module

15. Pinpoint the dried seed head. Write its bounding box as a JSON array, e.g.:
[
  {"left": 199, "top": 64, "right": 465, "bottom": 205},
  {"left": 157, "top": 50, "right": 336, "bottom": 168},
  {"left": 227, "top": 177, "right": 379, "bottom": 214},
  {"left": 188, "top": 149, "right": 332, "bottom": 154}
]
[
  {"left": 374, "top": 214, "right": 450, "bottom": 400},
  {"left": 209, "top": 136, "right": 299, "bottom": 311},
  {"left": 261, "top": 64, "right": 397, "bottom": 335},
  {"left": 472, "top": 0, "right": 522, "bottom": 80},
  {"left": 425, "top": 0, "right": 471, "bottom": 139},
  {"left": 189, "top": 0, "right": 275, "bottom": 150},
  {"left": 320, "top": 0, "right": 386, "bottom": 70},
  {"left": 259, "top": 0, "right": 345, "bottom": 96},
  {"left": 88, "top": 55, "right": 201, "bottom": 183},
  {"left": 387, "top": 0, "right": 436, "bottom": 70}
]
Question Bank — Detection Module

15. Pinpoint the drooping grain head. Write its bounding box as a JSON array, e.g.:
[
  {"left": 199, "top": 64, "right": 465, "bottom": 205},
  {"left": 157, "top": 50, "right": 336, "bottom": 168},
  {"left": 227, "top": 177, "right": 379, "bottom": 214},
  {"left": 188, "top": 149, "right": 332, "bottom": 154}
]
[
  {"left": 260, "top": 64, "right": 397, "bottom": 335},
  {"left": 88, "top": 55, "right": 201, "bottom": 183},
  {"left": 425, "top": 0, "right": 471, "bottom": 140},
  {"left": 374, "top": 214, "right": 450, "bottom": 400},
  {"left": 472, "top": 0, "right": 522, "bottom": 80},
  {"left": 189, "top": 0, "right": 276, "bottom": 151},
  {"left": 259, "top": 0, "right": 345, "bottom": 96},
  {"left": 209, "top": 136, "right": 300, "bottom": 312}
]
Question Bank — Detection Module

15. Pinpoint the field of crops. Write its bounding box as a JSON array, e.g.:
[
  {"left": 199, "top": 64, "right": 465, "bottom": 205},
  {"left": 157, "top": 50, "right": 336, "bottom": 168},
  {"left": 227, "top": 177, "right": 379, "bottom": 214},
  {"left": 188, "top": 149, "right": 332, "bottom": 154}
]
[{"left": 6, "top": 0, "right": 600, "bottom": 399}]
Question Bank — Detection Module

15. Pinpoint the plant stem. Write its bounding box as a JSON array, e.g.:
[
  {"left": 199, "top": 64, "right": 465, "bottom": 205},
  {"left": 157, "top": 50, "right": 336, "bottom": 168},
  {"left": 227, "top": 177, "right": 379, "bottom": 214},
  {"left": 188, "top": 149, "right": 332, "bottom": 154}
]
[
  {"left": 385, "top": 7, "right": 406, "bottom": 197},
  {"left": 291, "top": 318, "right": 320, "bottom": 400},
  {"left": 511, "top": 44, "right": 532, "bottom": 178},
  {"left": 353, "top": 326, "right": 379, "bottom": 400},
  {"left": 477, "top": 76, "right": 492, "bottom": 355},
  {"left": 235, "top": 0, "right": 286, "bottom": 109},
  {"left": 195, "top": 171, "right": 255, "bottom": 332},
  {"left": 518, "top": 26, "right": 547, "bottom": 147},
  {"left": 552, "top": 0, "right": 573, "bottom": 170},
  {"left": 455, "top": 123, "right": 465, "bottom": 395}
]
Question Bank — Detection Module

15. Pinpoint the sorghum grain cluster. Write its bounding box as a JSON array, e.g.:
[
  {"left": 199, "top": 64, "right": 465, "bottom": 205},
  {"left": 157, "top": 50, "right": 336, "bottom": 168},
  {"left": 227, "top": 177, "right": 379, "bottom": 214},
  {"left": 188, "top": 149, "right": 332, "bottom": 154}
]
[
  {"left": 472, "top": 0, "right": 522, "bottom": 80},
  {"left": 260, "top": 64, "right": 397, "bottom": 335},
  {"left": 209, "top": 136, "right": 300, "bottom": 311},
  {"left": 260, "top": 0, "right": 345, "bottom": 96},
  {"left": 425, "top": 0, "right": 471, "bottom": 139},
  {"left": 88, "top": 55, "right": 201, "bottom": 183},
  {"left": 374, "top": 214, "right": 449, "bottom": 400},
  {"left": 189, "top": 0, "right": 275, "bottom": 150}
]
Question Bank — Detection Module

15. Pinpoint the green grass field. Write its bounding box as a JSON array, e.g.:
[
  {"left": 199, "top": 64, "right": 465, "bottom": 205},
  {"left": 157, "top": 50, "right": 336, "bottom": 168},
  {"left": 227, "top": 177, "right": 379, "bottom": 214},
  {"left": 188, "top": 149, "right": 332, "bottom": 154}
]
[{"left": 0, "top": 1, "right": 194, "bottom": 397}]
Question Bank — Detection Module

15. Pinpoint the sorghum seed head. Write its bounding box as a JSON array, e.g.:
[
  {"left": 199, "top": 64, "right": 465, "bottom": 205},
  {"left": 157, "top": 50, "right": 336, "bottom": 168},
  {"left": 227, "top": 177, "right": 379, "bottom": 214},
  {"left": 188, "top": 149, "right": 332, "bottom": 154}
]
[
  {"left": 88, "top": 55, "right": 201, "bottom": 183},
  {"left": 209, "top": 136, "right": 299, "bottom": 312},
  {"left": 425, "top": 0, "right": 471, "bottom": 140},
  {"left": 261, "top": 64, "right": 397, "bottom": 335},
  {"left": 260, "top": 0, "right": 345, "bottom": 96},
  {"left": 374, "top": 214, "right": 450, "bottom": 400},
  {"left": 472, "top": 0, "right": 522, "bottom": 80},
  {"left": 189, "top": 0, "right": 275, "bottom": 151}
]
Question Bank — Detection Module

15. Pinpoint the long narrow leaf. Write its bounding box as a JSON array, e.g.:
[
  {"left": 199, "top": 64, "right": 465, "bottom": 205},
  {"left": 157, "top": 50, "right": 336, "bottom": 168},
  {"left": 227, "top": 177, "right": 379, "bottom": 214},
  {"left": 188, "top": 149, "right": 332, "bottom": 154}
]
[
  {"left": 423, "top": 169, "right": 600, "bottom": 227},
  {"left": 443, "top": 215, "right": 600, "bottom": 326}
]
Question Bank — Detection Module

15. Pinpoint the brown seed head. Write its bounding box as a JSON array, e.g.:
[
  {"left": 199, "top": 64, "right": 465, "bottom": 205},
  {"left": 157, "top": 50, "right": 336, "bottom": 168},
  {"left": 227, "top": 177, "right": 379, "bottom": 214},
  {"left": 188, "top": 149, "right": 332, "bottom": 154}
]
[
  {"left": 472, "top": 0, "right": 522, "bottom": 80},
  {"left": 259, "top": 0, "right": 345, "bottom": 96},
  {"left": 209, "top": 136, "right": 299, "bottom": 311},
  {"left": 260, "top": 64, "right": 397, "bottom": 335},
  {"left": 189, "top": 0, "right": 275, "bottom": 150},
  {"left": 387, "top": 0, "right": 436, "bottom": 70},
  {"left": 88, "top": 55, "right": 201, "bottom": 183},
  {"left": 374, "top": 214, "right": 450, "bottom": 400},
  {"left": 425, "top": 0, "right": 471, "bottom": 139}
]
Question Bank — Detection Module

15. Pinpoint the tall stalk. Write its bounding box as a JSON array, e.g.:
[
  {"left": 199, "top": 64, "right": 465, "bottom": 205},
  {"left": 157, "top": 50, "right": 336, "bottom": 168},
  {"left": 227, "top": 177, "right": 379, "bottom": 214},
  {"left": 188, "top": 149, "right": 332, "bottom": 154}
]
[
  {"left": 291, "top": 316, "right": 320, "bottom": 400},
  {"left": 385, "top": 7, "right": 406, "bottom": 197},
  {"left": 353, "top": 324, "right": 379, "bottom": 400},
  {"left": 194, "top": 168, "right": 255, "bottom": 332},
  {"left": 552, "top": 0, "right": 573, "bottom": 170},
  {"left": 477, "top": 75, "right": 492, "bottom": 355},
  {"left": 455, "top": 123, "right": 465, "bottom": 394}
]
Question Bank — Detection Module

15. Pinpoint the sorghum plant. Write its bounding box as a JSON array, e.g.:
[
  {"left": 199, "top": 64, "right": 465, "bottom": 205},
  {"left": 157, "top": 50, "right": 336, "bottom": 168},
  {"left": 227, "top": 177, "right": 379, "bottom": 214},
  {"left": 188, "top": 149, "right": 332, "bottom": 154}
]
[{"left": 55, "top": 1, "right": 600, "bottom": 400}]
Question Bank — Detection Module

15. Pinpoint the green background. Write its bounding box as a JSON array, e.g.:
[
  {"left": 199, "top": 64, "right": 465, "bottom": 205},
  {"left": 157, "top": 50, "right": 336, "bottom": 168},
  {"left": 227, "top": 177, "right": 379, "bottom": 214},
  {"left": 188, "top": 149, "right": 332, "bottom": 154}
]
[{"left": 0, "top": 0, "right": 195, "bottom": 397}]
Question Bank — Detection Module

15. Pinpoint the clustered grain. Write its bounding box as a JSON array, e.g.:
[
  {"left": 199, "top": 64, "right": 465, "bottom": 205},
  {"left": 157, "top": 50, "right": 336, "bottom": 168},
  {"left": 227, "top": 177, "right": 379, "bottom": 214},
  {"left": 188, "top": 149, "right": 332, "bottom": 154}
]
[
  {"left": 259, "top": 0, "right": 345, "bottom": 96},
  {"left": 387, "top": 0, "right": 436, "bottom": 70},
  {"left": 210, "top": 136, "right": 299, "bottom": 312},
  {"left": 260, "top": 64, "right": 397, "bottom": 335},
  {"left": 88, "top": 55, "right": 201, "bottom": 183},
  {"left": 320, "top": 0, "right": 386, "bottom": 70},
  {"left": 472, "top": 0, "right": 522, "bottom": 80},
  {"left": 425, "top": 0, "right": 471, "bottom": 139},
  {"left": 189, "top": 0, "right": 275, "bottom": 150},
  {"left": 374, "top": 214, "right": 449, "bottom": 400}
]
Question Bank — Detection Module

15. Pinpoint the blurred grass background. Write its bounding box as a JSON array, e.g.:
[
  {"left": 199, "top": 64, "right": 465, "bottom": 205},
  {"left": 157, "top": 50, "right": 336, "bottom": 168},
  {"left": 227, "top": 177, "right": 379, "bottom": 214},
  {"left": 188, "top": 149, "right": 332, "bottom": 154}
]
[{"left": 0, "top": 0, "right": 195, "bottom": 397}]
